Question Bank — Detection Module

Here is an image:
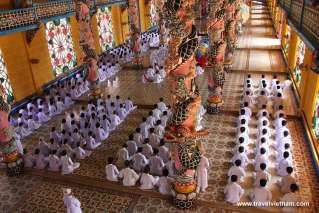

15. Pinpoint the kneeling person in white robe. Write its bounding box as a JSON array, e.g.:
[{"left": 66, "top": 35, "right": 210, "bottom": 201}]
[
  {"left": 119, "top": 160, "right": 139, "bottom": 186},
  {"left": 60, "top": 150, "right": 80, "bottom": 175},
  {"left": 196, "top": 155, "right": 210, "bottom": 192},
  {"left": 105, "top": 157, "right": 120, "bottom": 182},
  {"left": 139, "top": 165, "right": 159, "bottom": 190},
  {"left": 224, "top": 175, "right": 244, "bottom": 204},
  {"left": 63, "top": 188, "right": 82, "bottom": 213}
]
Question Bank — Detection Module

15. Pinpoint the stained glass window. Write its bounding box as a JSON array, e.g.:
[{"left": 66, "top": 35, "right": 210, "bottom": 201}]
[
  {"left": 0, "top": 49, "right": 14, "bottom": 104},
  {"left": 283, "top": 25, "right": 291, "bottom": 57},
  {"left": 45, "top": 17, "right": 77, "bottom": 76},
  {"left": 150, "top": 0, "right": 157, "bottom": 26},
  {"left": 312, "top": 94, "right": 319, "bottom": 139},
  {"left": 293, "top": 40, "right": 305, "bottom": 87},
  {"left": 97, "top": 7, "right": 115, "bottom": 52}
]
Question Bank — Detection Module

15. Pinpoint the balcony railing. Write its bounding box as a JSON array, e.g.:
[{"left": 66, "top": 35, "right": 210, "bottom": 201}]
[
  {"left": 277, "top": 0, "right": 319, "bottom": 50},
  {"left": 0, "top": 0, "right": 127, "bottom": 35}
]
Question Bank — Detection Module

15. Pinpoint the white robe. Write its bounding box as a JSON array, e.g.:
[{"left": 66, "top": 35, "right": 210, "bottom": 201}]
[
  {"left": 149, "top": 133, "right": 160, "bottom": 148},
  {"left": 64, "top": 195, "right": 82, "bottom": 213},
  {"left": 119, "top": 167, "right": 139, "bottom": 186},
  {"left": 116, "top": 148, "right": 130, "bottom": 168},
  {"left": 142, "top": 143, "right": 153, "bottom": 159},
  {"left": 279, "top": 175, "right": 296, "bottom": 194},
  {"left": 35, "top": 154, "right": 48, "bottom": 169},
  {"left": 224, "top": 182, "right": 244, "bottom": 204},
  {"left": 74, "top": 147, "right": 91, "bottom": 160},
  {"left": 277, "top": 158, "right": 293, "bottom": 176},
  {"left": 254, "top": 170, "right": 271, "bottom": 187},
  {"left": 23, "top": 154, "right": 35, "bottom": 168},
  {"left": 149, "top": 155, "right": 164, "bottom": 176},
  {"left": 37, "top": 112, "right": 50, "bottom": 123},
  {"left": 228, "top": 166, "right": 246, "bottom": 182},
  {"left": 105, "top": 164, "right": 120, "bottom": 182},
  {"left": 47, "top": 155, "right": 61, "bottom": 172},
  {"left": 133, "top": 133, "right": 143, "bottom": 147},
  {"left": 126, "top": 140, "right": 137, "bottom": 156},
  {"left": 139, "top": 173, "right": 159, "bottom": 190},
  {"left": 250, "top": 187, "right": 272, "bottom": 202},
  {"left": 196, "top": 156, "right": 210, "bottom": 192},
  {"left": 61, "top": 155, "right": 80, "bottom": 175},
  {"left": 132, "top": 153, "right": 149, "bottom": 172},
  {"left": 156, "top": 176, "right": 173, "bottom": 195},
  {"left": 86, "top": 137, "right": 101, "bottom": 150},
  {"left": 140, "top": 122, "right": 150, "bottom": 138}
]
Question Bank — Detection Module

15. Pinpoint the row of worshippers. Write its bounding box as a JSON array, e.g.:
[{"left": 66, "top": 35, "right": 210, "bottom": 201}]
[
  {"left": 22, "top": 96, "right": 136, "bottom": 174},
  {"left": 100, "top": 43, "right": 134, "bottom": 65},
  {"left": 106, "top": 98, "right": 174, "bottom": 195},
  {"left": 242, "top": 74, "right": 292, "bottom": 110},
  {"left": 141, "top": 32, "right": 160, "bottom": 53},
  {"left": 224, "top": 80, "right": 300, "bottom": 212},
  {"left": 12, "top": 73, "right": 90, "bottom": 139},
  {"left": 142, "top": 63, "right": 166, "bottom": 84},
  {"left": 97, "top": 60, "right": 121, "bottom": 83},
  {"left": 106, "top": 98, "right": 210, "bottom": 195}
]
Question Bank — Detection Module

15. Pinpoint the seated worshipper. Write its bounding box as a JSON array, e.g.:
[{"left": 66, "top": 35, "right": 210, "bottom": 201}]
[
  {"left": 131, "top": 146, "right": 148, "bottom": 172},
  {"left": 257, "top": 105, "right": 269, "bottom": 118},
  {"left": 56, "top": 97, "right": 65, "bottom": 114},
  {"left": 257, "top": 128, "right": 271, "bottom": 142},
  {"left": 64, "top": 93, "right": 74, "bottom": 108},
  {"left": 276, "top": 151, "right": 293, "bottom": 176},
  {"left": 277, "top": 166, "right": 296, "bottom": 194},
  {"left": 133, "top": 128, "right": 143, "bottom": 147},
  {"left": 142, "top": 138, "right": 154, "bottom": 159},
  {"left": 15, "top": 122, "right": 32, "bottom": 138},
  {"left": 105, "top": 157, "right": 120, "bottom": 182},
  {"left": 34, "top": 148, "right": 48, "bottom": 169},
  {"left": 110, "top": 111, "right": 122, "bottom": 130},
  {"left": 116, "top": 143, "right": 130, "bottom": 168},
  {"left": 86, "top": 132, "right": 101, "bottom": 150},
  {"left": 94, "top": 123, "right": 109, "bottom": 142},
  {"left": 60, "top": 150, "right": 80, "bottom": 175},
  {"left": 224, "top": 175, "right": 244, "bottom": 204},
  {"left": 38, "top": 138, "right": 50, "bottom": 157},
  {"left": 37, "top": 108, "right": 50, "bottom": 123},
  {"left": 274, "top": 113, "right": 286, "bottom": 130},
  {"left": 48, "top": 99, "right": 58, "bottom": 117},
  {"left": 238, "top": 109, "right": 249, "bottom": 126},
  {"left": 256, "top": 137, "right": 269, "bottom": 156},
  {"left": 253, "top": 163, "right": 271, "bottom": 187},
  {"left": 126, "top": 134, "right": 138, "bottom": 156},
  {"left": 149, "top": 148, "right": 165, "bottom": 176},
  {"left": 139, "top": 165, "right": 159, "bottom": 190},
  {"left": 153, "top": 70, "right": 164, "bottom": 83},
  {"left": 157, "top": 97, "right": 167, "bottom": 112},
  {"left": 154, "top": 120, "right": 165, "bottom": 139},
  {"left": 46, "top": 150, "right": 61, "bottom": 172},
  {"left": 257, "top": 118, "right": 270, "bottom": 132},
  {"left": 140, "top": 117, "right": 150, "bottom": 138},
  {"left": 149, "top": 128, "right": 160, "bottom": 148},
  {"left": 161, "top": 111, "right": 169, "bottom": 127},
  {"left": 124, "top": 97, "right": 136, "bottom": 112},
  {"left": 196, "top": 155, "right": 210, "bottom": 192},
  {"left": 156, "top": 168, "right": 174, "bottom": 195},
  {"left": 74, "top": 142, "right": 92, "bottom": 160},
  {"left": 242, "top": 90, "right": 255, "bottom": 108},
  {"left": 275, "top": 120, "right": 290, "bottom": 141},
  {"left": 23, "top": 149, "right": 35, "bottom": 168},
  {"left": 117, "top": 104, "right": 128, "bottom": 120},
  {"left": 49, "top": 139, "right": 60, "bottom": 154},
  {"left": 147, "top": 111, "right": 156, "bottom": 127},
  {"left": 114, "top": 95, "right": 122, "bottom": 109},
  {"left": 255, "top": 90, "right": 268, "bottom": 109},
  {"left": 236, "top": 127, "right": 250, "bottom": 145},
  {"left": 119, "top": 160, "right": 140, "bottom": 186},
  {"left": 274, "top": 105, "right": 285, "bottom": 119},
  {"left": 276, "top": 143, "right": 292, "bottom": 163},
  {"left": 259, "top": 83, "right": 271, "bottom": 96},
  {"left": 63, "top": 188, "right": 82, "bottom": 213},
  {"left": 272, "top": 92, "right": 284, "bottom": 111},
  {"left": 280, "top": 184, "right": 300, "bottom": 213},
  {"left": 254, "top": 148, "right": 268, "bottom": 172},
  {"left": 152, "top": 104, "right": 162, "bottom": 120},
  {"left": 158, "top": 140, "right": 169, "bottom": 163},
  {"left": 228, "top": 159, "right": 246, "bottom": 183},
  {"left": 234, "top": 136, "right": 249, "bottom": 152},
  {"left": 231, "top": 146, "right": 250, "bottom": 169},
  {"left": 250, "top": 179, "right": 272, "bottom": 202},
  {"left": 60, "top": 139, "right": 74, "bottom": 156}
]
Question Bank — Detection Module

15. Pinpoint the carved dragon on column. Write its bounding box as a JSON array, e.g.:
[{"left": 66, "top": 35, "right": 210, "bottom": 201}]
[
  {"left": 0, "top": 96, "right": 23, "bottom": 176},
  {"left": 128, "top": 0, "right": 142, "bottom": 67},
  {"left": 76, "top": 0, "right": 100, "bottom": 99},
  {"left": 162, "top": 0, "right": 208, "bottom": 209},
  {"left": 206, "top": 0, "right": 227, "bottom": 114}
]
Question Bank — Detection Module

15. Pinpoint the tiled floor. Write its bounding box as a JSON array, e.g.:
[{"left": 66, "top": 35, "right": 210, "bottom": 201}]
[{"left": 1, "top": 1, "right": 318, "bottom": 213}]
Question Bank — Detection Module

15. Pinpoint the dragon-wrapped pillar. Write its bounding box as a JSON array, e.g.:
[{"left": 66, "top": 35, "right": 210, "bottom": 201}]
[
  {"left": 76, "top": 0, "right": 100, "bottom": 99},
  {"left": 224, "top": 0, "right": 237, "bottom": 72},
  {"left": 162, "top": 0, "right": 208, "bottom": 209},
  {"left": 0, "top": 97, "right": 24, "bottom": 176},
  {"left": 128, "top": 0, "right": 142, "bottom": 67},
  {"left": 206, "top": 2, "right": 227, "bottom": 114}
]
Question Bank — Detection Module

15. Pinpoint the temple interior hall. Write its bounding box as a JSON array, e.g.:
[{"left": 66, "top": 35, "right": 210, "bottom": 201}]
[{"left": 0, "top": 0, "right": 319, "bottom": 212}]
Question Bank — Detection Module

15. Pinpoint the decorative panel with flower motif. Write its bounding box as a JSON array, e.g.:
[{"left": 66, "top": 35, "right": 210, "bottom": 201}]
[
  {"left": 0, "top": 49, "right": 14, "bottom": 104},
  {"left": 96, "top": 7, "right": 115, "bottom": 52}
]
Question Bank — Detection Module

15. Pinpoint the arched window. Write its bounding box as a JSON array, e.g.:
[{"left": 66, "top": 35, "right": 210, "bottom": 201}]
[
  {"left": 45, "top": 17, "right": 77, "bottom": 76},
  {"left": 0, "top": 49, "right": 14, "bottom": 104},
  {"left": 97, "top": 7, "right": 115, "bottom": 52}
]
